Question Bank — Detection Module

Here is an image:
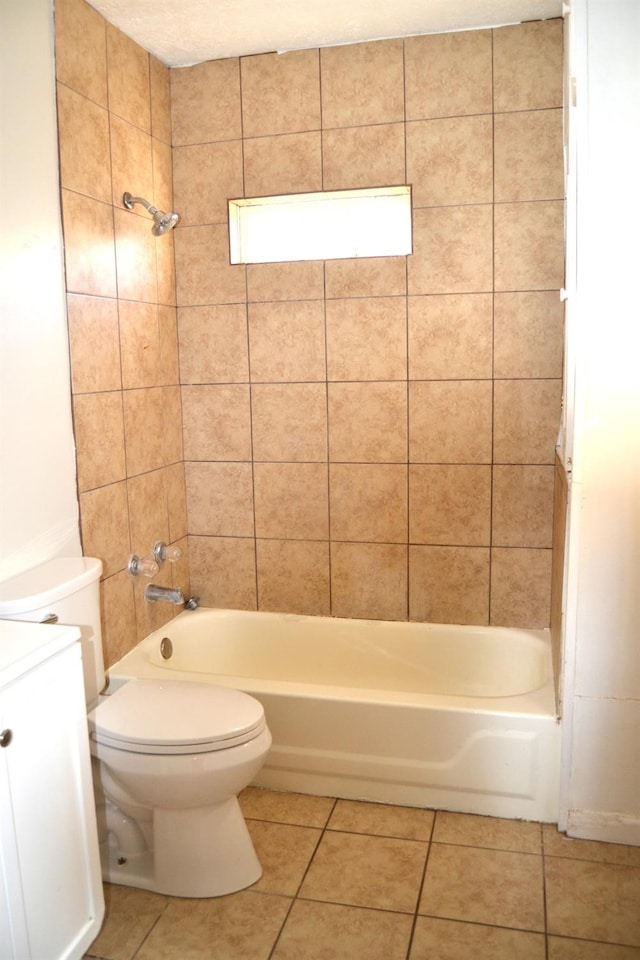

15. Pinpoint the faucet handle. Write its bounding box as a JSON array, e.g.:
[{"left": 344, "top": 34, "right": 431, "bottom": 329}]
[
  {"left": 154, "top": 541, "right": 183, "bottom": 565},
  {"left": 128, "top": 554, "right": 160, "bottom": 578}
]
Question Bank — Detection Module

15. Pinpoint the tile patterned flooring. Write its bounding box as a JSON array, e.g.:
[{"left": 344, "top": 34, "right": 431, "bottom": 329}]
[{"left": 85, "top": 787, "right": 640, "bottom": 960}]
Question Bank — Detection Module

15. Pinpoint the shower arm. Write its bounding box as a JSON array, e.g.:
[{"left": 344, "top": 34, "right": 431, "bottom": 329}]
[
  {"left": 122, "top": 192, "right": 179, "bottom": 235},
  {"left": 123, "top": 193, "right": 158, "bottom": 215}
]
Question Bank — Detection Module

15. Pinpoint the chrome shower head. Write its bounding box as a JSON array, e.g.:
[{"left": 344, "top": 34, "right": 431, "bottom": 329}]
[{"left": 122, "top": 192, "right": 179, "bottom": 235}]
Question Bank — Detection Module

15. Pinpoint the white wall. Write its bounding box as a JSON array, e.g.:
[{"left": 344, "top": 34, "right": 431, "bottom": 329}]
[
  {"left": 560, "top": 0, "right": 640, "bottom": 843},
  {"left": 0, "top": 0, "right": 81, "bottom": 581}
]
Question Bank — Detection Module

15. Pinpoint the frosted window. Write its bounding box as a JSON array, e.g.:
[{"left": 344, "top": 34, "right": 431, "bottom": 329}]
[{"left": 228, "top": 186, "right": 412, "bottom": 264}]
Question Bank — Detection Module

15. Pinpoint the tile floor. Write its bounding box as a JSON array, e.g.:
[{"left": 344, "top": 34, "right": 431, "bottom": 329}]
[{"left": 85, "top": 787, "right": 640, "bottom": 960}]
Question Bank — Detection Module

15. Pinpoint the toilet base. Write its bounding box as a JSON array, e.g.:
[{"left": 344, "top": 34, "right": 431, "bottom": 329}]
[{"left": 100, "top": 796, "right": 262, "bottom": 897}]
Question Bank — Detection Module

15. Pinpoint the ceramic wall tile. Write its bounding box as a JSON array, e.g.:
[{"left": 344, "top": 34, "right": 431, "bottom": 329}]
[
  {"left": 56, "top": 83, "right": 111, "bottom": 202},
  {"left": 166, "top": 462, "right": 188, "bottom": 543},
  {"left": 490, "top": 547, "right": 552, "bottom": 627},
  {"left": 494, "top": 201, "right": 565, "bottom": 291},
  {"left": 253, "top": 463, "right": 329, "bottom": 540},
  {"left": 149, "top": 56, "right": 172, "bottom": 144},
  {"left": 330, "top": 542, "right": 408, "bottom": 621},
  {"left": 127, "top": 468, "right": 170, "bottom": 556},
  {"left": 156, "top": 229, "right": 177, "bottom": 307},
  {"left": 151, "top": 138, "right": 174, "bottom": 213},
  {"left": 409, "top": 464, "right": 491, "bottom": 546},
  {"left": 188, "top": 535, "right": 257, "bottom": 609},
  {"left": 329, "top": 464, "right": 407, "bottom": 543},
  {"left": 178, "top": 304, "right": 249, "bottom": 384},
  {"left": 62, "top": 12, "right": 565, "bottom": 630},
  {"left": 106, "top": 22, "right": 151, "bottom": 133},
  {"left": 246, "top": 261, "right": 325, "bottom": 303},
  {"left": 174, "top": 224, "right": 246, "bottom": 306},
  {"left": 248, "top": 300, "right": 326, "bottom": 382},
  {"left": 181, "top": 384, "right": 251, "bottom": 461},
  {"left": 161, "top": 384, "right": 184, "bottom": 465},
  {"left": 493, "top": 19, "right": 563, "bottom": 113},
  {"left": 328, "top": 382, "right": 407, "bottom": 463},
  {"left": 61, "top": 190, "right": 117, "bottom": 297},
  {"left": 256, "top": 539, "right": 331, "bottom": 616},
  {"left": 109, "top": 114, "right": 154, "bottom": 208},
  {"left": 171, "top": 58, "right": 242, "bottom": 146},
  {"left": 67, "top": 294, "right": 121, "bottom": 394},
  {"left": 122, "top": 386, "right": 166, "bottom": 475},
  {"left": 100, "top": 570, "right": 137, "bottom": 667},
  {"left": 493, "top": 379, "right": 562, "bottom": 464},
  {"left": 173, "top": 140, "right": 243, "bottom": 226},
  {"left": 493, "top": 292, "right": 564, "bottom": 379},
  {"left": 409, "top": 205, "right": 493, "bottom": 295},
  {"left": 114, "top": 206, "right": 158, "bottom": 303},
  {"left": 326, "top": 297, "right": 407, "bottom": 382},
  {"left": 322, "top": 123, "right": 406, "bottom": 191},
  {"left": 243, "top": 132, "right": 322, "bottom": 197},
  {"left": 325, "top": 256, "right": 407, "bottom": 299},
  {"left": 408, "top": 294, "right": 492, "bottom": 380},
  {"left": 158, "top": 305, "right": 180, "bottom": 385},
  {"left": 185, "top": 461, "right": 254, "bottom": 537},
  {"left": 240, "top": 49, "right": 321, "bottom": 137},
  {"left": 73, "top": 391, "right": 126, "bottom": 491},
  {"left": 409, "top": 380, "right": 493, "bottom": 464},
  {"left": 492, "top": 465, "right": 555, "bottom": 548},
  {"left": 405, "top": 30, "right": 492, "bottom": 120},
  {"left": 407, "top": 115, "right": 493, "bottom": 207},
  {"left": 79, "top": 481, "right": 130, "bottom": 578},
  {"left": 118, "top": 300, "right": 159, "bottom": 389},
  {"left": 409, "top": 545, "right": 490, "bottom": 625},
  {"left": 251, "top": 383, "right": 328, "bottom": 462},
  {"left": 54, "top": 0, "right": 108, "bottom": 106},
  {"left": 320, "top": 39, "right": 404, "bottom": 129},
  {"left": 495, "top": 109, "right": 564, "bottom": 202}
]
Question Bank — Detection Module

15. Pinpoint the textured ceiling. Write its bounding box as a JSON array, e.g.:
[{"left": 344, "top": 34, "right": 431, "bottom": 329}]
[{"left": 86, "top": 0, "right": 563, "bottom": 67}]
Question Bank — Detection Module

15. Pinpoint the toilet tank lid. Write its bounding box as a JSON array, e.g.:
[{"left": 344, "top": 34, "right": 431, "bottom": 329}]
[{"left": 0, "top": 557, "right": 102, "bottom": 616}]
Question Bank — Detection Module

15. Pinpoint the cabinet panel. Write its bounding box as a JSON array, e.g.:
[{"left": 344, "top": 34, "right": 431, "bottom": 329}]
[{"left": 0, "top": 627, "right": 103, "bottom": 959}]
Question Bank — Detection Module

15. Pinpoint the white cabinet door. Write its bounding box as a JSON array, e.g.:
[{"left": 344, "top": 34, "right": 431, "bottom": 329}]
[{"left": 0, "top": 626, "right": 104, "bottom": 960}]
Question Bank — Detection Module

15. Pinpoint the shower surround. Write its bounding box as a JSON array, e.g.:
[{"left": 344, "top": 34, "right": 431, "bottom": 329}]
[
  {"left": 172, "top": 23, "right": 564, "bottom": 627},
  {"left": 55, "top": 0, "right": 565, "bottom": 664}
]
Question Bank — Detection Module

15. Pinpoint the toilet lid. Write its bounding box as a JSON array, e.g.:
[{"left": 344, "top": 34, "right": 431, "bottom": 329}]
[{"left": 90, "top": 679, "right": 266, "bottom": 754}]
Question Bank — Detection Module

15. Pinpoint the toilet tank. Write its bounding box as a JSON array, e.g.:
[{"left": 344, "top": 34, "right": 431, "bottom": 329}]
[{"left": 0, "top": 557, "right": 105, "bottom": 707}]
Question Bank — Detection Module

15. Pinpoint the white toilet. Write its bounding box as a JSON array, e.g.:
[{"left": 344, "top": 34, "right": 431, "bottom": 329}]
[{"left": 0, "top": 557, "right": 272, "bottom": 898}]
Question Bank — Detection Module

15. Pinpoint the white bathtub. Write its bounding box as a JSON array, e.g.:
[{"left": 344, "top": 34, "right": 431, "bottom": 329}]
[{"left": 107, "top": 608, "right": 561, "bottom": 822}]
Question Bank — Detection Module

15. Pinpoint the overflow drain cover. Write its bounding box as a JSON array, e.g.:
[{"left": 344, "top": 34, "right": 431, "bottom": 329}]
[{"left": 160, "top": 636, "right": 173, "bottom": 660}]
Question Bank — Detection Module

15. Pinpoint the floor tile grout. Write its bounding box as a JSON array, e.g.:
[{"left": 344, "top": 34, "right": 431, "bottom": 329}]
[{"left": 85, "top": 791, "right": 640, "bottom": 959}]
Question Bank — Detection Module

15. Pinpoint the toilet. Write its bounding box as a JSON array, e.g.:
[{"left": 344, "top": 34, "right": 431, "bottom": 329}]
[{"left": 0, "top": 557, "right": 272, "bottom": 898}]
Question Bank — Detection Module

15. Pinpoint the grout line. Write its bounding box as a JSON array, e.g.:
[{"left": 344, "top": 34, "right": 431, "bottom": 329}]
[
  {"left": 130, "top": 896, "right": 173, "bottom": 960},
  {"left": 540, "top": 820, "right": 551, "bottom": 960},
  {"left": 404, "top": 808, "right": 437, "bottom": 959},
  {"left": 265, "top": 796, "right": 338, "bottom": 960}
]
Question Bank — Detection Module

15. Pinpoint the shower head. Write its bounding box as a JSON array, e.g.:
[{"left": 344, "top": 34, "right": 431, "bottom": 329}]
[{"left": 122, "top": 192, "right": 180, "bottom": 235}]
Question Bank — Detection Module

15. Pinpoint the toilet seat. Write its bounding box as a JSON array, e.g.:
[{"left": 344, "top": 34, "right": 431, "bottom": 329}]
[{"left": 89, "top": 679, "right": 266, "bottom": 755}]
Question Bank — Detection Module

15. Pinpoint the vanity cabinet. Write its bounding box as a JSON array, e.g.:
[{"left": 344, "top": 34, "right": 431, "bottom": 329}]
[{"left": 0, "top": 620, "right": 104, "bottom": 959}]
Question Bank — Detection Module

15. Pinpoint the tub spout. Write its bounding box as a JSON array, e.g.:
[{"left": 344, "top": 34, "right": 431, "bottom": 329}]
[{"left": 144, "top": 584, "right": 184, "bottom": 605}]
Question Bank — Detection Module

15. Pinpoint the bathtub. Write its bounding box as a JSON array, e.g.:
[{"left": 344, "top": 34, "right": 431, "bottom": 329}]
[{"left": 107, "top": 608, "right": 561, "bottom": 822}]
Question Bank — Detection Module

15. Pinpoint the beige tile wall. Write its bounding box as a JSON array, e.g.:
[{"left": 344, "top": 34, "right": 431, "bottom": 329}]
[
  {"left": 55, "top": 0, "right": 188, "bottom": 665},
  {"left": 172, "top": 19, "right": 565, "bottom": 627}
]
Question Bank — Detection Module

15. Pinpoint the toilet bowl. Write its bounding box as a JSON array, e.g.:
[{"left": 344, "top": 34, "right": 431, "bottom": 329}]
[
  {"left": 0, "top": 557, "right": 272, "bottom": 898},
  {"left": 89, "top": 678, "right": 272, "bottom": 897}
]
